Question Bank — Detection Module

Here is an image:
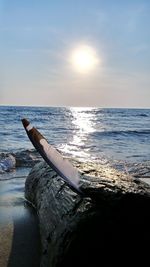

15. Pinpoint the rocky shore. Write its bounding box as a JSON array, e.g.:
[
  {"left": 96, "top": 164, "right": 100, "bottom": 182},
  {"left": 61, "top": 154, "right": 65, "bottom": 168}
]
[
  {"left": 25, "top": 160, "right": 150, "bottom": 267},
  {"left": 1, "top": 149, "right": 150, "bottom": 178}
]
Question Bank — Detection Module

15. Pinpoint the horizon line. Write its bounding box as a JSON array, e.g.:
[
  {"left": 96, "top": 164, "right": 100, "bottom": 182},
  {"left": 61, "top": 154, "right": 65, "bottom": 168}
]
[{"left": 0, "top": 104, "right": 150, "bottom": 109}]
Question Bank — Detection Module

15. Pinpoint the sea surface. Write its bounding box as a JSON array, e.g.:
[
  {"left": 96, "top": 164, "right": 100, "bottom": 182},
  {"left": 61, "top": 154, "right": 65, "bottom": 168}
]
[
  {"left": 0, "top": 105, "right": 150, "bottom": 231},
  {"left": 0, "top": 106, "right": 150, "bottom": 176},
  {"left": 0, "top": 107, "right": 149, "bottom": 265}
]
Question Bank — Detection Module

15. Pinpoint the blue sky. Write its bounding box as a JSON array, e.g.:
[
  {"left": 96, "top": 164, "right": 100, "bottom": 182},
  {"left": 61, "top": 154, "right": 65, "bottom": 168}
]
[{"left": 1, "top": 0, "right": 150, "bottom": 107}]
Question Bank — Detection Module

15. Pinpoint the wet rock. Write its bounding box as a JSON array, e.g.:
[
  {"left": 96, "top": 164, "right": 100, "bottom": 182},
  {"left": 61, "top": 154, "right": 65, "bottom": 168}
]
[
  {"left": 15, "top": 150, "right": 42, "bottom": 167},
  {"left": 25, "top": 161, "right": 150, "bottom": 267},
  {"left": 0, "top": 154, "right": 16, "bottom": 173},
  {"left": 0, "top": 150, "right": 42, "bottom": 171}
]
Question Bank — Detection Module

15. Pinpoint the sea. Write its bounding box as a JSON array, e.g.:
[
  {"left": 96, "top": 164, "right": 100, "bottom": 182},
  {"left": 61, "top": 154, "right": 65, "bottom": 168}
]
[
  {"left": 0, "top": 105, "right": 150, "bottom": 177},
  {"left": 0, "top": 106, "right": 149, "bottom": 266},
  {"left": 0, "top": 106, "right": 150, "bottom": 234}
]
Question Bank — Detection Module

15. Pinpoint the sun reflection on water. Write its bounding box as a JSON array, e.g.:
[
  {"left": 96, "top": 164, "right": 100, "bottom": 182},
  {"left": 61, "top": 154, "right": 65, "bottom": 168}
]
[
  {"left": 71, "top": 107, "right": 95, "bottom": 134},
  {"left": 61, "top": 107, "right": 97, "bottom": 160}
]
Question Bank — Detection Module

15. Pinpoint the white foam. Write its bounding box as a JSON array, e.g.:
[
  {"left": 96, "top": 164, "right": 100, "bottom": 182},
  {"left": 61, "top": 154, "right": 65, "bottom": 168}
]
[{"left": 0, "top": 155, "right": 16, "bottom": 172}]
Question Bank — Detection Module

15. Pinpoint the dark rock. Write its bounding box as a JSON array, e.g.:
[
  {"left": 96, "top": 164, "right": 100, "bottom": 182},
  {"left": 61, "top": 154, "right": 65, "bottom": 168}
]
[
  {"left": 15, "top": 150, "right": 42, "bottom": 167},
  {"left": 25, "top": 161, "right": 150, "bottom": 267}
]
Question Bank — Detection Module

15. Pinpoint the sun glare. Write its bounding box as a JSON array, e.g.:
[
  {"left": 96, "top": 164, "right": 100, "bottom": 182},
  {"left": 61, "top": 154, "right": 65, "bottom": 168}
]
[{"left": 70, "top": 45, "right": 99, "bottom": 74}]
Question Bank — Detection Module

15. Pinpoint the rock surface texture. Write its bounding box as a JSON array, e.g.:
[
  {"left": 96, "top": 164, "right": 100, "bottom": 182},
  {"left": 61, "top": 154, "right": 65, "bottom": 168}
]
[{"left": 25, "top": 160, "right": 150, "bottom": 267}]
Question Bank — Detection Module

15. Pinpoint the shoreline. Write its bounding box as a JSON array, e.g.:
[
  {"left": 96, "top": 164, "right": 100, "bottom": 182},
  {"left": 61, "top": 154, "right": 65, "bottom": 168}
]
[
  {"left": 0, "top": 157, "right": 150, "bottom": 266},
  {"left": 0, "top": 170, "right": 41, "bottom": 267}
]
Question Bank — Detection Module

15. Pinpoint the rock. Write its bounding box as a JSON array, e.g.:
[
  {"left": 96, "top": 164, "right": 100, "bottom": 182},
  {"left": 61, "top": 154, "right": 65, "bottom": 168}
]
[
  {"left": 0, "top": 150, "right": 42, "bottom": 171},
  {"left": 25, "top": 160, "right": 150, "bottom": 267},
  {"left": 15, "top": 150, "right": 42, "bottom": 167},
  {"left": 0, "top": 154, "right": 16, "bottom": 173}
]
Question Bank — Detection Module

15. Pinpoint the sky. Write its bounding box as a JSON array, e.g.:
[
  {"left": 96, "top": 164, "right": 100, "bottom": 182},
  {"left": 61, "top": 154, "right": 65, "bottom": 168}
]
[{"left": 0, "top": 0, "right": 150, "bottom": 107}]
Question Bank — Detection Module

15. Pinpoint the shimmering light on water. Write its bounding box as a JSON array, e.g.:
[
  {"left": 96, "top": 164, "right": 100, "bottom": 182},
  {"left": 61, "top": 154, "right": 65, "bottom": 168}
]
[
  {"left": 0, "top": 106, "right": 150, "bottom": 163},
  {"left": 71, "top": 107, "right": 96, "bottom": 133},
  {"left": 61, "top": 107, "right": 98, "bottom": 160}
]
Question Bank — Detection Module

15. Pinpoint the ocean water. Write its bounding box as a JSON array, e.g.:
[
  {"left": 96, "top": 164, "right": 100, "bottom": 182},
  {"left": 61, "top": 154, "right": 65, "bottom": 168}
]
[
  {"left": 0, "top": 106, "right": 149, "bottom": 266},
  {"left": 0, "top": 105, "right": 150, "bottom": 177}
]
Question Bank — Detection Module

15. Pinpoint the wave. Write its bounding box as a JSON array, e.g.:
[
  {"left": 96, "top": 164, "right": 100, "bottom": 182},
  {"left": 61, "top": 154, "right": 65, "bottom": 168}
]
[
  {"left": 0, "top": 149, "right": 150, "bottom": 184},
  {"left": 90, "top": 129, "right": 150, "bottom": 138},
  {"left": 137, "top": 113, "right": 149, "bottom": 117}
]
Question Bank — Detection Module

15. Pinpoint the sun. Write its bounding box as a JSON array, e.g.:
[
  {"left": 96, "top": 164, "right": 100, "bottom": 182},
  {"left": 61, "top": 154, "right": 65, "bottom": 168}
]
[{"left": 70, "top": 45, "right": 99, "bottom": 74}]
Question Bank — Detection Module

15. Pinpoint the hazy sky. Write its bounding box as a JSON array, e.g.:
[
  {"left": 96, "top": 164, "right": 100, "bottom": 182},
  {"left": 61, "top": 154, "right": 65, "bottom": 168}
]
[{"left": 1, "top": 0, "right": 150, "bottom": 107}]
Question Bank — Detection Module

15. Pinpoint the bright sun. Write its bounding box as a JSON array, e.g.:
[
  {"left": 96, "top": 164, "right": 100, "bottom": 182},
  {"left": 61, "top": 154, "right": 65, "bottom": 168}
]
[{"left": 70, "top": 45, "right": 99, "bottom": 74}]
